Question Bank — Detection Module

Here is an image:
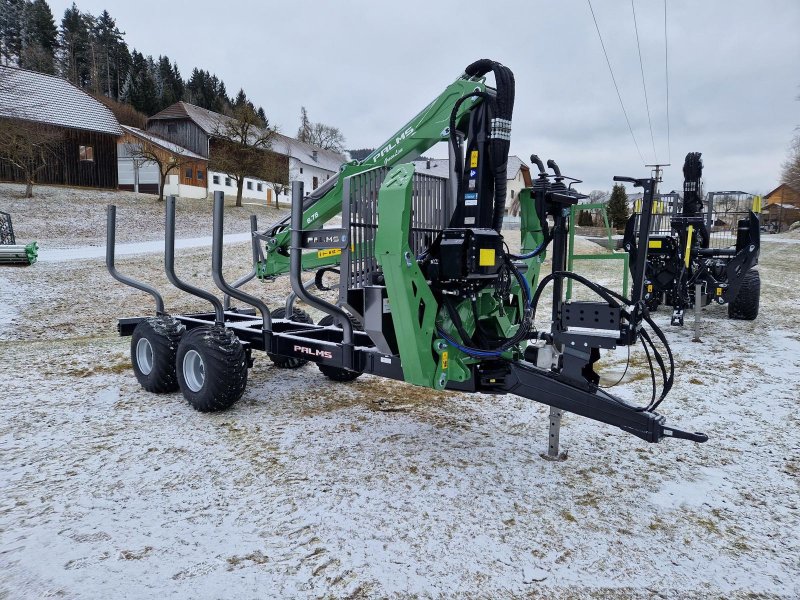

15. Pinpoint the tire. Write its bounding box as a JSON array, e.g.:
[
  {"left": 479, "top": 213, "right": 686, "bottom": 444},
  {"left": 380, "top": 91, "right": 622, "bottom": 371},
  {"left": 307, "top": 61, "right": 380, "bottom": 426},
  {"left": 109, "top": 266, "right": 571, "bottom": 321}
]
[
  {"left": 130, "top": 316, "right": 185, "bottom": 393},
  {"left": 316, "top": 314, "right": 363, "bottom": 382},
  {"left": 268, "top": 306, "right": 314, "bottom": 368},
  {"left": 176, "top": 326, "right": 248, "bottom": 412},
  {"left": 728, "top": 269, "right": 760, "bottom": 321}
]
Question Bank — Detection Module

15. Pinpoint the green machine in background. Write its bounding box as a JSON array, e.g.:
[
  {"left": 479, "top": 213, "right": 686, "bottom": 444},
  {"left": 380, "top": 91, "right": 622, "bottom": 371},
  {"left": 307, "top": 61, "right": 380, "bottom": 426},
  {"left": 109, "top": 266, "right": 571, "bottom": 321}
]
[{"left": 109, "top": 59, "right": 707, "bottom": 448}]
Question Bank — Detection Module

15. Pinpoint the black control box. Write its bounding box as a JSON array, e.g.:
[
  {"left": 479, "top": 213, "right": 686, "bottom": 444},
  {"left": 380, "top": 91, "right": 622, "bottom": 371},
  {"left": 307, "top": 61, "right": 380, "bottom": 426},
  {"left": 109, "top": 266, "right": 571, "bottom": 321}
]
[{"left": 437, "top": 228, "right": 504, "bottom": 281}]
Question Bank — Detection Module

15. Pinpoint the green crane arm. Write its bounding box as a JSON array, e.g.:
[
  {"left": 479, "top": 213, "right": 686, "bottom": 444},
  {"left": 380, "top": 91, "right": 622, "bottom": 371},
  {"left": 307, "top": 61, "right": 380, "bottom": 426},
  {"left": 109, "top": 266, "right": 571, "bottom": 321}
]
[{"left": 256, "top": 75, "right": 488, "bottom": 278}]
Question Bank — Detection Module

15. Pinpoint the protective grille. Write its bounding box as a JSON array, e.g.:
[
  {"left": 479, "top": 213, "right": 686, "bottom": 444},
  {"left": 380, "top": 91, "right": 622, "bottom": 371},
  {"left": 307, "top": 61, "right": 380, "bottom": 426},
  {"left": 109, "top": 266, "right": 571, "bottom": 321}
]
[
  {"left": 0, "top": 211, "right": 15, "bottom": 245},
  {"left": 628, "top": 192, "right": 756, "bottom": 250},
  {"left": 705, "top": 192, "right": 757, "bottom": 250},
  {"left": 630, "top": 193, "right": 682, "bottom": 237},
  {"left": 340, "top": 167, "right": 450, "bottom": 296}
]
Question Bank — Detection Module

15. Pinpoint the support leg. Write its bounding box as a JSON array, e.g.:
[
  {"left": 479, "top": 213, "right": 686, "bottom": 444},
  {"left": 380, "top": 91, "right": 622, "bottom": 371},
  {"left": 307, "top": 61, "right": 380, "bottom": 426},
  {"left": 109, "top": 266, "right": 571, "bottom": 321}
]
[
  {"left": 542, "top": 406, "right": 568, "bottom": 461},
  {"left": 693, "top": 283, "right": 702, "bottom": 343}
]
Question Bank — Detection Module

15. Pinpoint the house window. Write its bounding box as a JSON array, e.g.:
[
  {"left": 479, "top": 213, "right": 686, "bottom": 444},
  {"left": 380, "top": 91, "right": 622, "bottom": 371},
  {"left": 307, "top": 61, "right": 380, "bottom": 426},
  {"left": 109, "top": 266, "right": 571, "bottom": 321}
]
[
  {"left": 79, "top": 145, "right": 94, "bottom": 162},
  {"left": 300, "top": 167, "right": 303, "bottom": 174},
  {"left": 185, "top": 168, "right": 193, "bottom": 179},
  {"left": 313, "top": 176, "right": 319, "bottom": 190},
  {"left": 168, "top": 124, "right": 177, "bottom": 134},
  {"left": 247, "top": 181, "right": 253, "bottom": 190},
  {"left": 257, "top": 183, "right": 263, "bottom": 192},
  {"left": 197, "top": 170, "right": 204, "bottom": 180},
  {"left": 225, "top": 178, "right": 231, "bottom": 187},
  {"left": 213, "top": 175, "right": 220, "bottom": 184}
]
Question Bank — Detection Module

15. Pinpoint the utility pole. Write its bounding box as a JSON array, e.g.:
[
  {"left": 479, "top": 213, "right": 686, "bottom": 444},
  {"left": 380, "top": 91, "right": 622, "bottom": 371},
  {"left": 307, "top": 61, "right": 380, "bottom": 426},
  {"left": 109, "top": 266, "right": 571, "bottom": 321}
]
[{"left": 645, "top": 163, "right": 670, "bottom": 196}]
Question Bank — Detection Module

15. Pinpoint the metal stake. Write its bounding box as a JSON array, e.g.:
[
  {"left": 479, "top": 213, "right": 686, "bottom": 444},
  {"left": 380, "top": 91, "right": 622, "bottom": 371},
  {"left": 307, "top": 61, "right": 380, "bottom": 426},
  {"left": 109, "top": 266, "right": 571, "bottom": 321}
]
[{"left": 693, "top": 283, "right": 702, "bottom": 342}]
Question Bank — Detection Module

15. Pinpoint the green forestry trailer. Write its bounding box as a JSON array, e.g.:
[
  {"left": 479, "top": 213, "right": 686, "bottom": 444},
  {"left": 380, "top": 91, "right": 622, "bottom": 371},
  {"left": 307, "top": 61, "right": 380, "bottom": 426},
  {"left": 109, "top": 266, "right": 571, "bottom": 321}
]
[{"left": 108, "top": 60, "right": 707, "bottom": 446}]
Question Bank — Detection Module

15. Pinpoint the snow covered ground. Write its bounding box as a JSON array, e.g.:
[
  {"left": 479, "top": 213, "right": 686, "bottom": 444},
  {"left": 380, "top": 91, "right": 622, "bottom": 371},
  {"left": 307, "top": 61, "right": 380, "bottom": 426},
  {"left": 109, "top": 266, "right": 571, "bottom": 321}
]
[{"left": 1, "top": 187, "right": 798, "bottom": 598}]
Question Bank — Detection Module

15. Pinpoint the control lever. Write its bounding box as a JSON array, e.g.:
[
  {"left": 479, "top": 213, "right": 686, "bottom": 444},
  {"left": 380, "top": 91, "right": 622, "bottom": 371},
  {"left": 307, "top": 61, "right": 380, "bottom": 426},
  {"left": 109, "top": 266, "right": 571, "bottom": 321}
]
[
  {"left": 530, "top": 154, "right": 547, "bottom": 175},
  {"left": 547, "top": 159, "right": 562, "bottom": 178},
  {"left": 614, "top": 175, "right": 649, "bottom": 188}
]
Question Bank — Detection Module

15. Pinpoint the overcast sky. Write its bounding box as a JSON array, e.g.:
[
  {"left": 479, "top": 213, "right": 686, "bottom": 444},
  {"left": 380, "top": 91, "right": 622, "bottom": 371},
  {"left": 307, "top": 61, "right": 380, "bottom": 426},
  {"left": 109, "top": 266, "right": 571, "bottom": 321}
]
[{"left": 49, "top": 0, "right": 800, "bottom": 194}]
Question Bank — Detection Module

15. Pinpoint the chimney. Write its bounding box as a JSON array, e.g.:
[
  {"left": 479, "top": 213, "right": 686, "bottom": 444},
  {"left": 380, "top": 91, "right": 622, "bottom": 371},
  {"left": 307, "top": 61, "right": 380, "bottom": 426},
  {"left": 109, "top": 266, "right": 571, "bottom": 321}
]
[
  {"left": 426, "top": 159, "right": 431, "bottom": 169},
  {"left": 312, "top": 150, "right": 318, "bottom": 161}
]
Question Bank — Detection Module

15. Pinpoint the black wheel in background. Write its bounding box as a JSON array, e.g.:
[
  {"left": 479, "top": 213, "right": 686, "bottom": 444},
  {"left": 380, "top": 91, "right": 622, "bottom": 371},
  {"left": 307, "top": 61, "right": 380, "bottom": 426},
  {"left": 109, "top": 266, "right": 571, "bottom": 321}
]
[
  {"left": 176, "top": 326, "right": 248, "bottom": 412},
  {"left": 131, "top": 316, "right": 185, "bottom": 393},
  {"left": 728, "top": 269, "right": 760, "bottom": 321},
  {"left": 316, "top": 314, "right": 363, "bottom": 382},
  {"left": 268, "top": 307, "right": 314, "bottom": 368}
]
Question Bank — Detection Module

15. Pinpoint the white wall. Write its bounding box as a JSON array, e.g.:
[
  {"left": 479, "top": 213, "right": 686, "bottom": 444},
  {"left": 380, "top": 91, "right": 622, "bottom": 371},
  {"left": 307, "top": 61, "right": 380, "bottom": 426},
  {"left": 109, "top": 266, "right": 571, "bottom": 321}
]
[
  {"left": 289, "top": 158, "right": 336, "bottom": 196},
  {"left": 505, "top": 168, "right": 527, "bottom": 214},
  {"left": 117, "top": 156, "right": 159, "bottom": 191},
  {"left": 162, "top": 174, "right": 207, "bottom": 200},
  {"left": 207, "top": 170, "right": 271, "bottom": 202}
]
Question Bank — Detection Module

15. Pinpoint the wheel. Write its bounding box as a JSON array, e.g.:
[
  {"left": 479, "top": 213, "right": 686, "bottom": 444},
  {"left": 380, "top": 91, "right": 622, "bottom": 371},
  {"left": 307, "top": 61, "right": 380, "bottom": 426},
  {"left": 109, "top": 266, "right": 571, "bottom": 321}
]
[
  {"left": 175, "top": 326, "right": 248, "bottom": 412},
  {"left": 130, "top": 316, "right": 185, "bottom": 393},
  {"left": 268, "top": 306, "right": 314, "bottom": 368},
  {"left": 316, "top": 314, "right": 363, "bottom": 382},
  {"left": 728, "top": 269, "right": 760, "bottom": 320}
]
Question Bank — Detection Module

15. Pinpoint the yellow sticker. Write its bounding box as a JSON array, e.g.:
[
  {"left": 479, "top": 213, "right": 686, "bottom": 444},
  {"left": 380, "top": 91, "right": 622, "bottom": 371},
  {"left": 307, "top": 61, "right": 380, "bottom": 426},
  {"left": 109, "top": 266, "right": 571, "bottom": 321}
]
[
  {"left": 648, "top": 239, "right": 662, "bottom": 249},
  {"left": 716, "top": 287, "right": 723, "bottom": 296},
  {"left": 317, "top": 248, "right": 342, "bottom": 259},
  {"left": 479, "top": 248, "right": 496, "bottom": 267},
  {"left": 647, "top": 284, "right": 653, "bottom": 293},
  {"left": 441, "top": 351, "right": 448, "bottom": 370},
  {"left": 470, "top": 151, "right": 479, "bottom": 168}
]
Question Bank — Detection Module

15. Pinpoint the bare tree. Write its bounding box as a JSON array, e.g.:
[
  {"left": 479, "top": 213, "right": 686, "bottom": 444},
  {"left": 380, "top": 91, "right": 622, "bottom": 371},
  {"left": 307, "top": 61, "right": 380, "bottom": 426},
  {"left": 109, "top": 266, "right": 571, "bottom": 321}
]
[
  {"left": 265, "top": 181, "right": 288, "bottom": 207},
  {"left": 296, "top": 106, "right": 346, "bottom": 153},
  {"left": 211, "top": 104, "right": 287, "bottom": 207},
  {"left": 0, "top": 119, "right": 61, "bottom": 197},
  {"left": 781, "top": 133, "right": 800, "bottom": 192},
  {"left": 124, "top": 139, "right": 194, "bottom": 202}
]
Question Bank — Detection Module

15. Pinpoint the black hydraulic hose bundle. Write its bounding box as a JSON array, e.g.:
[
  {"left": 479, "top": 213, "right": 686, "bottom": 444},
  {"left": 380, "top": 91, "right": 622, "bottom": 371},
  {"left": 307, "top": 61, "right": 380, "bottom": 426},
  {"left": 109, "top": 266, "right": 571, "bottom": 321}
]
[
  {"left": 530, "top": 271, "right": 675, "bottom": 412},
  {"left": 450, "top": 59, "right": 515, "bottom": 233}
]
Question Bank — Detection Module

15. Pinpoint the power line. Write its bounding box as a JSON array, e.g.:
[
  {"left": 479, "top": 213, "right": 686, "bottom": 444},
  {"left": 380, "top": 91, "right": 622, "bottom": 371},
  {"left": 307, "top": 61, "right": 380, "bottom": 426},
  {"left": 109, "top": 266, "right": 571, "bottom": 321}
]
[
  {"left": 586, "top": 0, "right": 646, "bottom": 166},
  {"left": 631, "top": 0, "right": 658, "bottom": 163},
  {"left": 664, "top": 0, "right": 672, "bottom": 163}
]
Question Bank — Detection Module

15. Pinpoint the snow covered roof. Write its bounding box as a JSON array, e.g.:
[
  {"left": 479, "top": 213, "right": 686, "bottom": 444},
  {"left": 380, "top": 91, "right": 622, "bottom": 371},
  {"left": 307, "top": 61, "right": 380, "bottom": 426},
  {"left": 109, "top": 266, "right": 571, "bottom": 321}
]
[
  {"left": 505, "top": 155, "right": 529, "bottom": 180},
  {"left": 0, "top": 66, "right": 122, "bottom": 136},
  {"left": 149, "top": 101, "right": 223, "bottom": 135},
  {"left": 149, "top": 101, "right": 346, "bottom": 172},
  {"left": 272, "top": 133, "right": 347, "bottom": 173},
  {"left": 413, "top": 158, "right": 450, "bottom": 178},
  {"left": 120, "top": 125, "right": 206, "bottom": 160}
]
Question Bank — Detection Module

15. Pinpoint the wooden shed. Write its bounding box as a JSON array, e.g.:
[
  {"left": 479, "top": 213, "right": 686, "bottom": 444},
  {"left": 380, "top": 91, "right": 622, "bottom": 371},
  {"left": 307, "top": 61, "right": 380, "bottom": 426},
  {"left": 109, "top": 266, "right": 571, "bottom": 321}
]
[
  {"left": 762, "top": 183, "right": 800, "bottom": 231},
  {"left": 0, "top": 66, "right": 122, "bottom": 189}
]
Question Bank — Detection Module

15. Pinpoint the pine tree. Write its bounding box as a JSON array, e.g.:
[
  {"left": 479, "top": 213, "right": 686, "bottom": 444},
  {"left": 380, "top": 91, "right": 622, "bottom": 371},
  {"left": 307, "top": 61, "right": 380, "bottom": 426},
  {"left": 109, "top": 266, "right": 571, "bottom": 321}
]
[
  {"left": 607, "top": 183, "right": 630, "bottom": 230},
  {"left": 577, "top": 209, "right": 594, "bottom": 227},
  {"left": 91, "top": 9, "right": 126, "bottom": 97},
  {"left": 0, "top": 0, "right": 25, "bottom": 66},
  {"left": 297, "top": 106, "right": 311, "bottom": 142},
  {"left": 123, "top": 50, "right": 158, "bottom": 115},
  {"left": 19, "top": 0, "right": 57, "bottom": 73},
  {"left": 59, "top": 3, "right": 91, "bottom": 86},
  {"left": 157, "top": 56, "right": 183, "bottom": 110}
]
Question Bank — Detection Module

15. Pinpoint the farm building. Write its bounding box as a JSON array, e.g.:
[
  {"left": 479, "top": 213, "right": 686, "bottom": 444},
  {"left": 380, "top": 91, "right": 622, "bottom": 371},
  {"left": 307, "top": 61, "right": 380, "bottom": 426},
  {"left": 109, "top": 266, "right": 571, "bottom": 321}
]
[
  {"left": 147, "top": 101, "right": 347, "bottom": 204},
  {"left": 0, "top": 66, "right": 122, "bottom": 189},
  {"left": 118, "top": 125, "right": 208, "bottom": 199},
  {"left": 762, "top": 183, "right": 800, "bottom": 231}
]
